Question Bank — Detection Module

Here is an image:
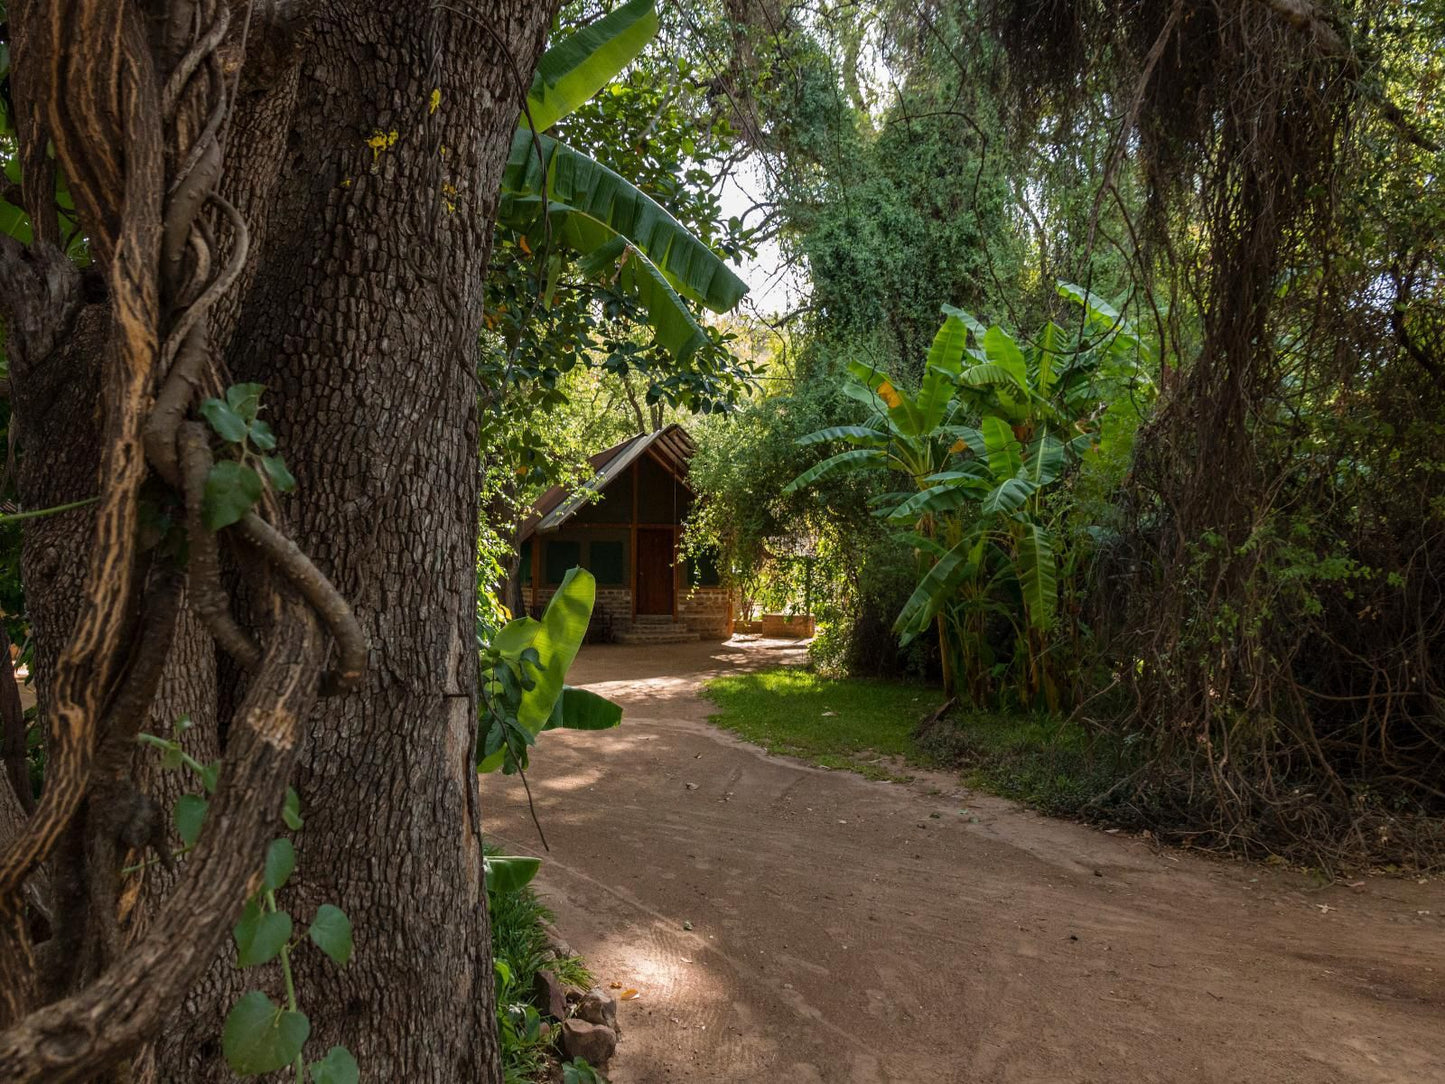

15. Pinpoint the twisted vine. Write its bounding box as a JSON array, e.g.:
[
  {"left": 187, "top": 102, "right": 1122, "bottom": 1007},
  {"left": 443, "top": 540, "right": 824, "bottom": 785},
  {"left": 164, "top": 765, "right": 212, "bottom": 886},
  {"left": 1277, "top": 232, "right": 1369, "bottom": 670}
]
[{"left": 0, "top": 1, "right": 367, "bottom": 1077}]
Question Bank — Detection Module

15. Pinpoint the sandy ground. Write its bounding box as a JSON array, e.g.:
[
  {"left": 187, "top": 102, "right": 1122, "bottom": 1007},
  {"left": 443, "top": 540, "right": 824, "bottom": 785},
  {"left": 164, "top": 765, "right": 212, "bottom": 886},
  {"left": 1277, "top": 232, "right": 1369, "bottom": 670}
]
[{"left": 485, "top": 637, "right": 1445, "bottom": 1084}]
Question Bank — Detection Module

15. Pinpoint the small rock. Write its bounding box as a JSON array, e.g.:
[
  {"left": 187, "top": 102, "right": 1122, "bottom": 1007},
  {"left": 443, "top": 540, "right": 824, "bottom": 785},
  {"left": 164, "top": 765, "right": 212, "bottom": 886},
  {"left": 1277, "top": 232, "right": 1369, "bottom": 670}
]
[
  {"left": 561, "top": 1019, "right": 617, "bottom": 1066},
  {"left": 564, "top": 984, "right": 587, "bottom": 1004},
  {"left": 577, "top": 986, "right": 619, "bottom": 1032},
  {"left": 538, "top": 1022, "right": 552, "bottom": 1040},
  {"left": 540, "top": 920, "right": 573, "bottom": 958},
  {"left": 533, "top": 969, "right": 568, "bottom": 1020},
  {"left": 684, "top": 782, "right": 698, "bottom": 790}
]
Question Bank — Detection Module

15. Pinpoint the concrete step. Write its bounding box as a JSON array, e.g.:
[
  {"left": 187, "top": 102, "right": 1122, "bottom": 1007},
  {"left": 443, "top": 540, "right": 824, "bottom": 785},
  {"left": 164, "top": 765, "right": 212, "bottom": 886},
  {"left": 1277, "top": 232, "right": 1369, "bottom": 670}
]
[
  {"left": 631, "top": 614, "right": 682, "bottom": 625},
  {"left": 611, "top": 627, "right": 700, "bottom": 645}
]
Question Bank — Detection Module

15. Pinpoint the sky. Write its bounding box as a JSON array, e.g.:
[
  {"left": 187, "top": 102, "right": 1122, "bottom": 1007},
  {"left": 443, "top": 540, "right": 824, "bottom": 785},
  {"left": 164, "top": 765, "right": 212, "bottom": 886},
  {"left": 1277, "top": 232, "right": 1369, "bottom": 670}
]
[{"left": 717, "top": 156, "right": 806, "bottom": 316}]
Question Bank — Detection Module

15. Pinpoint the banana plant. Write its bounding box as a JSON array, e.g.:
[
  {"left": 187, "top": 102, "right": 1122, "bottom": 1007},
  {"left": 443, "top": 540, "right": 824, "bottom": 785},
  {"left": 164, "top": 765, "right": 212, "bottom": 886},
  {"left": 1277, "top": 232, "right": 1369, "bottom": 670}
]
[
  {"left": 477, "top": 567, "right": 621, "bottom": 894},
  {"left": 477, "top": 567, "right": 621, "bottom": 777},
  {"left": 499, "top": 0, "right": 748, "bottom": 362},
  {"left": 787, "top": 286, "right": 1154, "bottom": 708}
]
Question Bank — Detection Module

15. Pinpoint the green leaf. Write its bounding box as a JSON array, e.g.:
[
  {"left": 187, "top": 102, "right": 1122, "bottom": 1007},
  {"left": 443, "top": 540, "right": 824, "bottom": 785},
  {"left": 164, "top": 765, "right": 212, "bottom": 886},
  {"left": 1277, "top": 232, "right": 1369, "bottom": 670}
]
[
  {"left": 233, "top": 902, "right": 294, "bottom": 967},
  {"left": 886, "top": 482, "right": 984, "bottom": 524},
  {"left": 980, "top": 474, "right": 1038, "bottom": 516},
  {"left": 500, "top": 132, "right": 747, "bottom": 358},
  {"left": 960, "top": 361, "right": 1029, "bottom": 395},
  {"left": 263, "top": 838, "right": 295, "bottom": 893},
  {"left": 490, "top": 615, "right": 543, "bottom": 658},
  {"left": 980, "top": 417, "right": 1022, "bottom": 480},
  {"left": 308, "top": 1046, "right": 360, "bottom": 1084},
  {"left": 203, "top": 461, "right": 263, "bottom": 530},
  {"left": 200, "top": 398, "right": 248, "bottom": 443},
  {"left": 940, "top": 426, "right": 987, "bottom": 457},
  {"left": 308, "top": 903, "right": 353, "bottom": 966},
  {"left": 248, "top": 419, "right": 278, "bottom": 452},
  {"left": 174, "top": 793, "right": 208, "bottom": 848},
  {"left": 1017, "top": 523, "right": 1058, "bottom": 631},
  {"left": 982, "top": 325, "right": 1028, "bottom": 389},
  {"left": 893, "top": 537, "right": 980, "bottom": 640},
  {"left": 283, "top": 787, "right": 304, "bottom": 831},
  {"left": 261, "top": 455, "right": 297, "bottom": 494},
  {"left": 222, "top": 991, "right": 310, "bottom": 1076},
  {"left": 1057, "top": 280, "right": 1122, "bottom": 326},
  {"left": 525, "top": 0, "right": 659, "bottom": 133},
  {"left": 924, "top": 310, "right": 968, "bottom": 378},
  {"left": 542, "top": 685, "right": 623, "bottom": 731},
  {"left": 942, "top": 303, "right": 988, "bottom": 339},
  {"left": 795, "top": 425, "right": 888, "bottom": 448},
  {"left": 1024, "top": 431, "right": 1065, "bottom": 486},
  {"left": 226, "top": 383, "right": 266, "bottom": 424},
  {"left": 485, "top": 855, "right": 542, "bottom": 894},
  {"left": 517, "top": 568, "right": 596, "bottom": 733},
  {"left": 783, "top": 448, "right": 885, "bottom": 493}
]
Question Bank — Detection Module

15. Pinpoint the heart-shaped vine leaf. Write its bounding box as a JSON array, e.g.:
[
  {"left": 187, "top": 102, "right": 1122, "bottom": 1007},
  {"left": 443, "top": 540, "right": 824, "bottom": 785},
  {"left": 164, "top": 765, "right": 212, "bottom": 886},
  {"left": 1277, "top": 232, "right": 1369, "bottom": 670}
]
[
  {"left": 308, "top": 903, "right": 353, "bottom": 966},
  {"left": 222, "top": 991, "right": 310, "bottom": 1076},
  {"left": 233, "top": 903, "right": 293, "bottom": 968},
  {"left": 307, "top": 1045, "right": 360, "bottom": 1084}
]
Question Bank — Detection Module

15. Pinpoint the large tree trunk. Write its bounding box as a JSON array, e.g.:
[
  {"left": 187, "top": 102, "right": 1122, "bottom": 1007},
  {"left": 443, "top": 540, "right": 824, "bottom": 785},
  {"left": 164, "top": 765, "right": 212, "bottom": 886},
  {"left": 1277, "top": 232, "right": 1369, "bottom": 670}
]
[
  {"left": 2, "top": 1, "right": 556, "bottom": 1079},
  {"left": 153, "top": 5, "right": 556, "bottom": 1081}
]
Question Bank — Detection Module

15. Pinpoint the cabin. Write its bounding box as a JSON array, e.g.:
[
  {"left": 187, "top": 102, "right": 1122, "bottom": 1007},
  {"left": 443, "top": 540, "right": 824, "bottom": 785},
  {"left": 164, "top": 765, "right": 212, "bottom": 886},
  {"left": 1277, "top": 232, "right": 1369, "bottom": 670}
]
[{"left": 517, "top": 425, "right": 732, "bottom": 644}]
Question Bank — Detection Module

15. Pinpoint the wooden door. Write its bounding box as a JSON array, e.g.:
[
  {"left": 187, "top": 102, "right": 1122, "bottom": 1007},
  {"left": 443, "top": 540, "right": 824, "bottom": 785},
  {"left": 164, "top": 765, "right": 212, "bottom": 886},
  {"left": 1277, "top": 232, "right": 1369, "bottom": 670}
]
[{"left": 635, "top": 529, "right": 675, "bottom": 615}]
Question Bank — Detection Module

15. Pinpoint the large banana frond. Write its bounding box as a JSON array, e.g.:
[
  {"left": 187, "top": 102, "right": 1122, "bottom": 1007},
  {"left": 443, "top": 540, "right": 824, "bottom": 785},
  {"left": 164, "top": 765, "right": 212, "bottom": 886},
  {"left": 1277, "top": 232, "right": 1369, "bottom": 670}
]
[
  {"left": 1016, "top": 523, "right": 1057, "bottom": 631},
  {"left": 503, "top": 133, "right": 746, "bottom": 313},
  {"left": 783, "top": 448, "right": 885, "bottom": 493},
  {"left": 980, "top": 474, "right": 1037, "bottom": 516},
  {"left": 1024, "top": 430, "right": 1065, "bottom": 485},
  {"left": 797, "top": 425, "right": 890, "bottom": 447},
  {"left": 980, "top": 416, "right": 1022, "bottom": 480},
  {"left": 887, "top": 482, "right": 984, "bottom": 524},
  {"left": 500, "top": 132, "right": 747, "bottom": 360},
  {"left": 894, "top": 536, "right": 982, "bottom": 641},
  {"left": 525, "top": 0, "right": 659, "bottom": 133}
]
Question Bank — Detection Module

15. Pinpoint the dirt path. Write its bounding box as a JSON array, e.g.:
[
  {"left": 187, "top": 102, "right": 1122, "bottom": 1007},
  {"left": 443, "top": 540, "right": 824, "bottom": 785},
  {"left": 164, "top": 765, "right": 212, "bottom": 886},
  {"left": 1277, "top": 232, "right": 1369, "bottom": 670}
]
[{"left": 486, "top": 638, "right": 1445, "bottom": 1083}]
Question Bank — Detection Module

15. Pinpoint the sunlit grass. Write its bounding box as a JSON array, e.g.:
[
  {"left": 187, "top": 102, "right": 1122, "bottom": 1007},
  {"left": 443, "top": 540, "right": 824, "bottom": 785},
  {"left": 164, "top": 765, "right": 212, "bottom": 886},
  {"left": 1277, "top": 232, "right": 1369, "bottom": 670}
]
[
  {"left": 701, "top": 668, "right": 945, "bottom": 775},
  {"left": 703, "top": 667, "right": 1128, "bottom": 812}
]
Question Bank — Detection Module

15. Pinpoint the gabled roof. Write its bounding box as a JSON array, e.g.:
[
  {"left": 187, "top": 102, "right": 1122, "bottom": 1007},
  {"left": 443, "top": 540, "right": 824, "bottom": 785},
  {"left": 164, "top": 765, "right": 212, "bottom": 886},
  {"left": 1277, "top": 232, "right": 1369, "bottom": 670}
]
[{"left": 518, "top": 424, "right": 696, "bottom": 542}]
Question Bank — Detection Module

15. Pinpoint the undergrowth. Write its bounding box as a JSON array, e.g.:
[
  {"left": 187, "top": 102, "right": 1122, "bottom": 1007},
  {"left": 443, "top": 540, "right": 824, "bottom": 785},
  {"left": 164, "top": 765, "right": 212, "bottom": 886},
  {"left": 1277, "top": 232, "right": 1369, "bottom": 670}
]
[{"left": 488, "top": 851, "right": 592, "bottom": 1084}]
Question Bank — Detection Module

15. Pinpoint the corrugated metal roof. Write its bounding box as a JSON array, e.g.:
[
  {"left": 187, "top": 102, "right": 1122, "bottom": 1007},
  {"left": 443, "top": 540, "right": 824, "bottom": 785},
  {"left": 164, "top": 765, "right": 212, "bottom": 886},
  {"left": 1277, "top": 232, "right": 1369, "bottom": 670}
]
[{"left": 517, "top": 424, "right": 696, "bottom": 541}]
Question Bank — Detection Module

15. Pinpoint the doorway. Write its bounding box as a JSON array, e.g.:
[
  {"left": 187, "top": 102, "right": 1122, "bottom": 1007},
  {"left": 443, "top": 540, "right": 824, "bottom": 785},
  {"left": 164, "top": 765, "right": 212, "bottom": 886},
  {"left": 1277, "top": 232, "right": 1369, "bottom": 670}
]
[{"left": 635, "top": 529, "right": 675, "bottom": 615}]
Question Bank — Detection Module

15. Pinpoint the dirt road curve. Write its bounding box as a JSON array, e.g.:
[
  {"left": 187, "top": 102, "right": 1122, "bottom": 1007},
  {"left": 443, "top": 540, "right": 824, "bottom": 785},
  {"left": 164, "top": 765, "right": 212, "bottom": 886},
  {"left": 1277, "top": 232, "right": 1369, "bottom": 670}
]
[{"left": 486, "top": 638, "right": 1445, "bottom": 1084}]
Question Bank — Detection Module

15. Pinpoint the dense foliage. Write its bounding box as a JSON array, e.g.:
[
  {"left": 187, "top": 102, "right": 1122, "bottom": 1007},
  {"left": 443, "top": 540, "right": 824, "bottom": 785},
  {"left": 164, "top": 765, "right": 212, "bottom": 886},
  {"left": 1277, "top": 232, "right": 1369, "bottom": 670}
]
[{"left": 683, "top": 0, "right": 1445, "bottom": 867}]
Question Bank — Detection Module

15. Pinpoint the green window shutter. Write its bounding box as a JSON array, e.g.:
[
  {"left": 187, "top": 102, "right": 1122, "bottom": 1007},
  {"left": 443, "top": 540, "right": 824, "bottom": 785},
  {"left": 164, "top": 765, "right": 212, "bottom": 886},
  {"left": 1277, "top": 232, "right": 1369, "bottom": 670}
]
[
  {"left": 545, "top": 540, "right": 581, "bottom": 585},
  {"left": 588, "top": 540, "right": 626, "bottom": 586},
  {"left": 519, "top": 540, "right": 533, "bottom": 585}
]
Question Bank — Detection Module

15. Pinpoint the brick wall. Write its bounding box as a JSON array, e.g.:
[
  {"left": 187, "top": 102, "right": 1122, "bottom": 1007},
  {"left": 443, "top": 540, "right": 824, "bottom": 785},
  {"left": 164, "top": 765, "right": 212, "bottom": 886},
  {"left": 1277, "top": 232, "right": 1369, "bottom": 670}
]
[
  {"left": 760, "top": 613, "right": 815, "bottom": 638},
  {"left": 679, "top": 586, "right": 733, "bottom": 640}
]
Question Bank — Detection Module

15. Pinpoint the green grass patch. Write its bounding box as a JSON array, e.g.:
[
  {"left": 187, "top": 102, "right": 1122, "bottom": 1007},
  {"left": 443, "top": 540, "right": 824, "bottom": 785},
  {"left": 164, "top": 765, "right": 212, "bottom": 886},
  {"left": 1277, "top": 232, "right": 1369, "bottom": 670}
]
[
  {"left": 703, "top": 666, "right": 1131, "bottom": 818},
  {"left": 913, "top": 710, "right": 1129, "bottom": 817},
  {"left": 488, "top": 853, "right": 591, "bottom": 1083},
  {"left": 702, "top": 668, "right": 945, "bottom": 778}
]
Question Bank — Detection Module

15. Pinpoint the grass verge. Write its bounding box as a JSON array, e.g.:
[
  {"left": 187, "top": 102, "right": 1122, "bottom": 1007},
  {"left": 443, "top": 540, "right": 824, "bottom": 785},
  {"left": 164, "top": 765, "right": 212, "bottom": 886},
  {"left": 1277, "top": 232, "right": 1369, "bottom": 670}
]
[
  {"left": 701, "top": 668, "right": 946, "bottom": 780},
  {"left": 702, "top": 666, "right": 1127, "bottom": 815}
]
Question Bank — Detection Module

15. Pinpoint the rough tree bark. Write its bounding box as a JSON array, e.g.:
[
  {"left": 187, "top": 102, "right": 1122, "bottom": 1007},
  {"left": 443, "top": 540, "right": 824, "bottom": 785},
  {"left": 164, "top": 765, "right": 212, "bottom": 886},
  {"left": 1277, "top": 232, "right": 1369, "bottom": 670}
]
[
  {"left": 0, "top": 1, "right": 557, "bottom": 1080},
  {"left": 147, "top": 5, "right": 558, "bottom": 1078}
]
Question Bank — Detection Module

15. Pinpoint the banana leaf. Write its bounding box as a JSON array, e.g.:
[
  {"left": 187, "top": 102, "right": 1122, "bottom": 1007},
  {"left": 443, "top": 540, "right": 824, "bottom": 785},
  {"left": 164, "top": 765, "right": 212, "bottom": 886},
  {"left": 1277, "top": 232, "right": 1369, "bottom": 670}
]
[{"left": 525, "top": 0, "right": 659, "bottom": 133}]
